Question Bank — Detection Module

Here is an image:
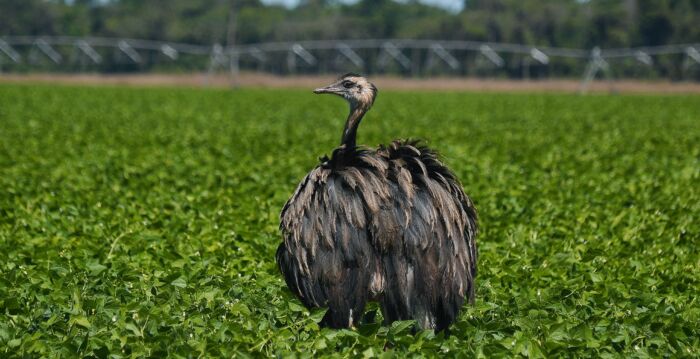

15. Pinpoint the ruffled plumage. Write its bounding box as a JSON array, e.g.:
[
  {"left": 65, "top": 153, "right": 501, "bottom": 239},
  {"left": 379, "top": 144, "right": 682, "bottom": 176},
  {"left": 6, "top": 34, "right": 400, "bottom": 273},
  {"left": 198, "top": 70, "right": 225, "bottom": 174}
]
[{"left": 277, "top": 140, "right": 477, "bottom": 331}]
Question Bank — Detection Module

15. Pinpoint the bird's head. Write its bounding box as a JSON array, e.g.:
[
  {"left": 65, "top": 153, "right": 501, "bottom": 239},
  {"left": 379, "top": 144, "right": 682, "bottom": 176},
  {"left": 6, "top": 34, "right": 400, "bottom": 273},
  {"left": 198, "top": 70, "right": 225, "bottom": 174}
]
[{"left": 314, "top": 73, "right": 378, "bottom": 109}]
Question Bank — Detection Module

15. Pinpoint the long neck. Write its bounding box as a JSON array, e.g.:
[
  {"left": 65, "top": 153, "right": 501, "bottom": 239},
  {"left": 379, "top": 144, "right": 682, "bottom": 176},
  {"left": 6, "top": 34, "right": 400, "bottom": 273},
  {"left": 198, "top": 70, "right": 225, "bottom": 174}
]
[{"left": 340, "top": 102, "right": 369, "bottom": 149}]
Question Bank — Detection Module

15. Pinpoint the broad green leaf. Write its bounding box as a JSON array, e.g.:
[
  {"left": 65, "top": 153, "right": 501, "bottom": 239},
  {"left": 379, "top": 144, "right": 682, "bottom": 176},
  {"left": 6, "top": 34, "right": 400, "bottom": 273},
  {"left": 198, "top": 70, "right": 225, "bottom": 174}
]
[
  {"left": 171, "top": 277, "right": 187, "bottom": 288},
  {"left": 71, "top": 316, "right": 91, "bottom": 329}
]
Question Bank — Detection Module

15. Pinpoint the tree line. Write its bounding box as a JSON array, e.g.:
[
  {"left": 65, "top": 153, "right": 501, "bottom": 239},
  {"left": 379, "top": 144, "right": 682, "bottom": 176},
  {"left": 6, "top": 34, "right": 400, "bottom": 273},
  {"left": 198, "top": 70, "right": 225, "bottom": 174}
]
[{"left": 2, "top": 0, "right": 698, "bottom": 49}]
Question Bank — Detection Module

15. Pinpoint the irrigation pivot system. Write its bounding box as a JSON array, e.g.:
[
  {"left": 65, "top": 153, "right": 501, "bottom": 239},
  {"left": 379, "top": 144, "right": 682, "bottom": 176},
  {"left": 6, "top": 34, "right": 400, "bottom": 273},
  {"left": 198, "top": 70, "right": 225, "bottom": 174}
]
[{"left": 1, "top": 36, "right": 699, "bottom": 92}]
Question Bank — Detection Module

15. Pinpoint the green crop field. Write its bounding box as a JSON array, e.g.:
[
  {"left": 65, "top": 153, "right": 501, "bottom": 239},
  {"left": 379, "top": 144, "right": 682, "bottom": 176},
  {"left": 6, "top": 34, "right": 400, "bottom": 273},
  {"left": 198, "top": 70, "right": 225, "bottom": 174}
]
[{"left": 0, "top": 83, "right": 698, "bottom": 358}]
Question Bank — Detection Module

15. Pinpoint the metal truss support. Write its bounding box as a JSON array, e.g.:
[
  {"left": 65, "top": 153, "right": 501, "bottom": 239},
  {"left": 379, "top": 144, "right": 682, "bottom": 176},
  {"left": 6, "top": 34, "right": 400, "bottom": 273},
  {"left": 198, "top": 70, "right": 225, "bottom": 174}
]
[
  {"left": 293, "top": 43, "right": 316, "bottom": 65},
  {"left": 35, "top": 38, "right": 62, "bottom": 64},
  {"left": 479, "top": 45, "right": 504, "bottom": 67},
  {"left": 160, "top": 44, "right": 178, "bottom": 60},
  {"left": 336, "top": 43, "right": 364, "bottom": 68},
  {"left": 634, "top": 50, "right": 652, "bottom": 66},
  {"left": 0, "top": 39, "right": 21, "bottom": 63},
  {"left": 530, "top": 48, "right": 550, "bottom": 65},
  {"left": 248, "top": 47, "right": 268, "bottom": 63},
  {"left": 682, "top": 46, "right": 700, "bottom": 71},
  {"left": 686, "top": 47, "right": 700, "bottom": 64},
  {"left": 287, "top": 43, "right": 317, "bottom": 72},
  {"left": 378, "top": 42, "right": 411, "bottom": 70},
  {"left": 579, "top": 47, "right": 610, "bottom": 94},
  {"left": 428, "top": 44, "right": 459, "bottom": 70},
  {"left": 75, "top": 40, "right": 102, "bottom": 64},
  {"left": 118, "top": 40, "right": 142, "bottom": 63}
]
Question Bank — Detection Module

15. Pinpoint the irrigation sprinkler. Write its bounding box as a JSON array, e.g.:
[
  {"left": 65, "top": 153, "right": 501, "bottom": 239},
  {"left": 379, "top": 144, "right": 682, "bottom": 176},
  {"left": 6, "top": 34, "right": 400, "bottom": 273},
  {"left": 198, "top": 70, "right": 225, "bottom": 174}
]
[
  {"left": 0, "top": 39, "right": 21, "bottom": 63},
  {"left": 206, "top": 44, "right": 228, "bottom": 85},
  {"left": 580, "top": 47, "right": 611, "bottom": 94},
  {"left": 1, "top": 36, "right": 698, "bottom": 89}
]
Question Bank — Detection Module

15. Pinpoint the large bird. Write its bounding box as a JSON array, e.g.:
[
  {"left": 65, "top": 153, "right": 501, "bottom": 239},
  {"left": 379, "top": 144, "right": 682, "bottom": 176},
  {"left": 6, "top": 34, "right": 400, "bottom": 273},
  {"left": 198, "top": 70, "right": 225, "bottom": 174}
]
[{"left": 276, "top": 74, "right": 478, "bottom": 331}]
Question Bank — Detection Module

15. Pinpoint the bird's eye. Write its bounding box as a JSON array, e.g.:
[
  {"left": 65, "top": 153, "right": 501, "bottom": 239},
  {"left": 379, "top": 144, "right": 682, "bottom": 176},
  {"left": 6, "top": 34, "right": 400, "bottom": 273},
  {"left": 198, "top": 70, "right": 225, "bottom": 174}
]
[{"left": 342, "top": 81, "right": 354, "bottom": 88}]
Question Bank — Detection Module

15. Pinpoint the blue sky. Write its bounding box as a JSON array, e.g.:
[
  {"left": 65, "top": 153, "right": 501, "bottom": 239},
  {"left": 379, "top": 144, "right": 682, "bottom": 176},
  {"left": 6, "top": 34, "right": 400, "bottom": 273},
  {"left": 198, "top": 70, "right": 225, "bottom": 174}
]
[{"left": 260, "top": 0, "right": 464, "bottom": 13}]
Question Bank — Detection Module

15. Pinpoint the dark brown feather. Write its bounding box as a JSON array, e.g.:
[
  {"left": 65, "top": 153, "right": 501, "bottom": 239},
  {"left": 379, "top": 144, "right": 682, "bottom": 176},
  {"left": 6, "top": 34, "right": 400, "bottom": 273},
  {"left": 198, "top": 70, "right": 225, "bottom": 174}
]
[{"left": 278, "top": 141, "right": 477, "bottom": 330}]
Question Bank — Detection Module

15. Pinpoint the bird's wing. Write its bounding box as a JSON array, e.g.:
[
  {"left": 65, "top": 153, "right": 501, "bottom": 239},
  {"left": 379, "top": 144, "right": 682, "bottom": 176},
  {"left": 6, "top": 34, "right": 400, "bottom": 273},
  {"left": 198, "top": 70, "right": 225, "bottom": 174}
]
[
  {"left": 380, "top": 140, "right": 477, "bottom": 270},
  {"left": 375, "top": 140, "right": 478, "bottom": 328},
  {"left": 278, "top": 157, "right": 388, "bottom": 325}
]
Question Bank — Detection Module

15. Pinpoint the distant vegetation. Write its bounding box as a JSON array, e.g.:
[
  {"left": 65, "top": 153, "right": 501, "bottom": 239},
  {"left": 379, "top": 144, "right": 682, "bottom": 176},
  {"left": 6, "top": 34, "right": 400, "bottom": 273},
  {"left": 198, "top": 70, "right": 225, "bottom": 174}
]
[
  {"left": 1, "top": 1, "right": 699, "bottom": 79},
  {"left": 3, "top": 0, "right": 699, "bottom": 49},
  {"left": 0, "top": 84, "right": 699, "bottom": 356}
]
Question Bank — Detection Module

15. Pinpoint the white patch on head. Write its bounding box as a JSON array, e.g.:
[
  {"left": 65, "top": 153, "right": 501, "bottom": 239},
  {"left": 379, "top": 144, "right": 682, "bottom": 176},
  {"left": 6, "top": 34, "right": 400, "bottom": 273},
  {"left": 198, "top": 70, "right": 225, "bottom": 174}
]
[{"left": 342, "top": 76, "right": 376, "bottom": 107}]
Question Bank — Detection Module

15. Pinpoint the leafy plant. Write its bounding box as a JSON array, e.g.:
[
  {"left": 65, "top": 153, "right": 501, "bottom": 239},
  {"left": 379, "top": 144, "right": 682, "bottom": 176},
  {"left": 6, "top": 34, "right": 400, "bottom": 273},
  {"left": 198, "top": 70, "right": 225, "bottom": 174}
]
[{"left": 0, "top": 84, "right": 698, "bottom": 357}]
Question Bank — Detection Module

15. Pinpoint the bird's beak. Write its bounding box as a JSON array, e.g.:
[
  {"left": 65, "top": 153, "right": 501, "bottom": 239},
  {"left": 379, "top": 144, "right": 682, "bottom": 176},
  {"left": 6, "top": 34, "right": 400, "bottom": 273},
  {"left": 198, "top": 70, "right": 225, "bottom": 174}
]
[
  {"left": 313, "top": 87, "right": 331, "bottom": 94},
  {"left": 314, "top": 83, "right": 342, "bottom": 95}
]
